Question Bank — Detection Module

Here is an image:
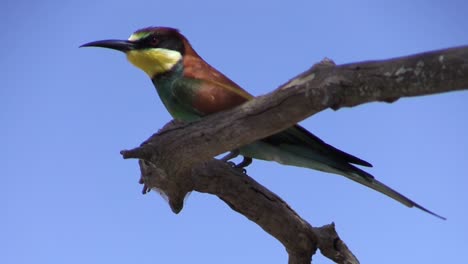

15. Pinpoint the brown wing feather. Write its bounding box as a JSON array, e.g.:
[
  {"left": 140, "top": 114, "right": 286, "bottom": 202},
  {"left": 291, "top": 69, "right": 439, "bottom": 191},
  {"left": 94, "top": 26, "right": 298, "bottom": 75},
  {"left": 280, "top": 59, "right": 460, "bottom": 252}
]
[
  {"left": 184, "top": 58, "right": 251, "bottom": 114},
  {"left": 181, "top": 39, "right": 252, "bottom": 114},
  {"left": 179, "top": 36, "right": 375, "bottom": 170}
]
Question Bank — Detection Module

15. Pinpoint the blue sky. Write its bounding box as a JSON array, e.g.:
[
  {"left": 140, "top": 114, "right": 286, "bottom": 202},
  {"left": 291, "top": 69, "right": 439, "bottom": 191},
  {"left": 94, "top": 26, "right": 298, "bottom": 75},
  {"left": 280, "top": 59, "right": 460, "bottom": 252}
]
[{"left": 2, "top": 0, "right": 468, "bottom": 263}]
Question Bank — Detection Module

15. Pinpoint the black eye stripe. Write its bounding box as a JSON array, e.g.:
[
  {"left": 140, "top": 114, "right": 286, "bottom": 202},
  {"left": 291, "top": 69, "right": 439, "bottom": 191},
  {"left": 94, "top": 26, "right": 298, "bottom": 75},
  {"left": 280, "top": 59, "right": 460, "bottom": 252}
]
[
  {"left": 136, "top": 33, "right": 185, "bottom": 55},
  {"left": 140, "top": 35, "right": 160, "bottom": 46}
]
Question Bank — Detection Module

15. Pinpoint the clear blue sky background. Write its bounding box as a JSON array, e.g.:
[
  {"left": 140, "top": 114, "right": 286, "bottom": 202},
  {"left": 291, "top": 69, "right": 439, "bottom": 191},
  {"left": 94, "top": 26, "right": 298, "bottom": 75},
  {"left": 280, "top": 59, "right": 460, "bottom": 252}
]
[{"left": 3, "top": 0, "right": 468, "bottom": 263}]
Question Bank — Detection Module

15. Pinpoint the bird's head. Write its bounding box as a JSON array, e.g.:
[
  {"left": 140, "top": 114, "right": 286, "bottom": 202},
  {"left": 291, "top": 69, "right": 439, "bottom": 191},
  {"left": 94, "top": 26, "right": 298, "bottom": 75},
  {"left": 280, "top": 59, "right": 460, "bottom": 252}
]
[{"left": 81, "top": 27, "right": 189, "bottom": 78}]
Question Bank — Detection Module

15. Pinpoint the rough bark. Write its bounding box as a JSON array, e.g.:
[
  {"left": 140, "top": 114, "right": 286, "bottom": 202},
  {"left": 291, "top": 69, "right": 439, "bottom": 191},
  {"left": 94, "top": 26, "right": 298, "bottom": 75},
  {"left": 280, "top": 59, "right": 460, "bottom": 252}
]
[{"left": 121, "top": 46, "right": 468, "bottom": 263}]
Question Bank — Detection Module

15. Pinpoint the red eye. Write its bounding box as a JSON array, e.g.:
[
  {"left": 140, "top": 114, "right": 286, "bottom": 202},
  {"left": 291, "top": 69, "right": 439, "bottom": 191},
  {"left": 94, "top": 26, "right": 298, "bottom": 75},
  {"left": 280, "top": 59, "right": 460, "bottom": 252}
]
[{"left": 150, "top": 36, "right": 159, "bottom": 46}]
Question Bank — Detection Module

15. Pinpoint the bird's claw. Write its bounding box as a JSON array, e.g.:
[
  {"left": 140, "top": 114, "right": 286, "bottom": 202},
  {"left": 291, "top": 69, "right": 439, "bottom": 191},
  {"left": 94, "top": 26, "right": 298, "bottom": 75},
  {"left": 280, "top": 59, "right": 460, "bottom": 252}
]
[
  {"left": 225, "top": 156, "right": 252, "bottom": 174},
  {"left": 220, "top": 150, "right": 252, "bottom": 174},
  {"left": 229, "top": 163, "right": 247, "bottom": 174},
  {"left": 236, "top": 167, "right": 247, "bottom": 174}
]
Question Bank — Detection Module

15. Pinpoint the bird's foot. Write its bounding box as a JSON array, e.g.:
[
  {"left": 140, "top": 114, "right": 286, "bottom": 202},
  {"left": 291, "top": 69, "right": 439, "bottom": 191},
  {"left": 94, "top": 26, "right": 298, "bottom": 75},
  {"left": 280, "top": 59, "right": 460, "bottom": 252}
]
[
  {"left": 234, "top": 156, "right": 252, "bottom": 170},
  {"left": 231, "top": 156, "right": 253, "bottom": 174},
  {"left": 225, "top": 160, "right": 246, "bottom": 174},
  {"left": 220, "top": 150, "right": 253, "bottom": 174}
]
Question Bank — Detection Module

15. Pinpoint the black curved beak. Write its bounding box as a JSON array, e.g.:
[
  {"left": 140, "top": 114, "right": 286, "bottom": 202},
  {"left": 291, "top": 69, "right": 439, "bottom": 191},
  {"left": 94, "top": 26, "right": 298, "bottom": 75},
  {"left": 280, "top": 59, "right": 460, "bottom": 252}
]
[{"left": 80, "top": 39, "right": 136, "bottom": 52}]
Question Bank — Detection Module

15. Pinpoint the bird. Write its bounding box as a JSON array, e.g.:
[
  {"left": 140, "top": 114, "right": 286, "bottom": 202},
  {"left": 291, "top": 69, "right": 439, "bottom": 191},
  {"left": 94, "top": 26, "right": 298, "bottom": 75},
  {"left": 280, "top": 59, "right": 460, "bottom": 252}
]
[{"left": 81, "top": 26, "right": 445, "bottom": 220}]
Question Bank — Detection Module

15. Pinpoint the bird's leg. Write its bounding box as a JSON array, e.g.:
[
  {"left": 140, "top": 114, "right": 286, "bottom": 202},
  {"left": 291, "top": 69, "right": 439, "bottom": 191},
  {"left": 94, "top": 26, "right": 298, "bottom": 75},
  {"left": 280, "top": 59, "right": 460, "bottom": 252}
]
[
  {"left": 220, "top": 149, "right": 241, "bottom": 165},
  {"left": 220, "top": 150, "right": 253, "bottom": 174},
  {"left": 235, "top": 156, "right": 253, "bottom": 169},
  {"left": 232, "top": 156, "right": 252, "bottom": 174}
]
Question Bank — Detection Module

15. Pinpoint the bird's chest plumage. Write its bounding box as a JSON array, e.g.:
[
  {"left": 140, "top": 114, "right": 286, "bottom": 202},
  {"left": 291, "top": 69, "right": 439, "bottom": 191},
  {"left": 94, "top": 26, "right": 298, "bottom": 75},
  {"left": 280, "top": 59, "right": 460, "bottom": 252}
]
[{"left": 151, "top": 65, "right": 201, "bottom": 122}]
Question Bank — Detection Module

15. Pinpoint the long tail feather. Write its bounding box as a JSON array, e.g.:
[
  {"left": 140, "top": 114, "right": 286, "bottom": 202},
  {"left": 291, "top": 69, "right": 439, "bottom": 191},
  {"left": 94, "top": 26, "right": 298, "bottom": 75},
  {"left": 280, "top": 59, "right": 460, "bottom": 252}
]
[{"left": 341, "top": 165, "right": 446, "bottom": 220}]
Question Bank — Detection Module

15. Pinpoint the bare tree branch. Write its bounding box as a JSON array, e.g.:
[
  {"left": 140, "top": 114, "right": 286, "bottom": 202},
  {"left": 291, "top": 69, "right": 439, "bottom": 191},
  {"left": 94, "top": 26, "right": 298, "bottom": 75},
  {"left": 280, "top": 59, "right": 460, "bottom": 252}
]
[{"left": 121, "top": 46, "right": 468, "bottom": 263}]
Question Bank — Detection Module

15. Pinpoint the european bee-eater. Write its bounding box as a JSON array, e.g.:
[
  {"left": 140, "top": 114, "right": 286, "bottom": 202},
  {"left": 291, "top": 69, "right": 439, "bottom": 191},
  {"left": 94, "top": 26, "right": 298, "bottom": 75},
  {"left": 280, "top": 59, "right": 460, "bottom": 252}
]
[{"left": 81, "top": 27, "right": 444, "bottom": 219}]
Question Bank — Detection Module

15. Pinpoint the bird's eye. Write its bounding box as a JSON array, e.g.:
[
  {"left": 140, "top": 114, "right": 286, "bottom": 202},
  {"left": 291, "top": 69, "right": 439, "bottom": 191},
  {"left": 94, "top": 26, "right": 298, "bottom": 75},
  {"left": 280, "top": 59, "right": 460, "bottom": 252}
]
[{"left": 149, "top": 36, "right": 160, "bottom": 46}]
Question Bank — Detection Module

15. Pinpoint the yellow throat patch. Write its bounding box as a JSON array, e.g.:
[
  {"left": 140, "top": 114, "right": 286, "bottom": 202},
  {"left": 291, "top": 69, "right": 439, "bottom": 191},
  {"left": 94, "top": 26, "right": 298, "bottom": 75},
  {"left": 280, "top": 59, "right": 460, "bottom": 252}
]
[{"left": 126, "top": 48, "right": 182, "bottom": 77}]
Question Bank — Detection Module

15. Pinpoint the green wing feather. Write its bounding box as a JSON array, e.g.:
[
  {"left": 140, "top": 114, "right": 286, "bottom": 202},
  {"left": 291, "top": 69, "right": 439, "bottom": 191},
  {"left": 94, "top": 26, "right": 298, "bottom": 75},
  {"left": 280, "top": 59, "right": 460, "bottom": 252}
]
[
  {"left": 171, "top": 76, "right": 373, "bottom": 170},
  {"left": 264, "top": 125, "right": 372, "bottom": 167},
  {"left": 168, "top": 75, "right": 445, "bottom": 219}
]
